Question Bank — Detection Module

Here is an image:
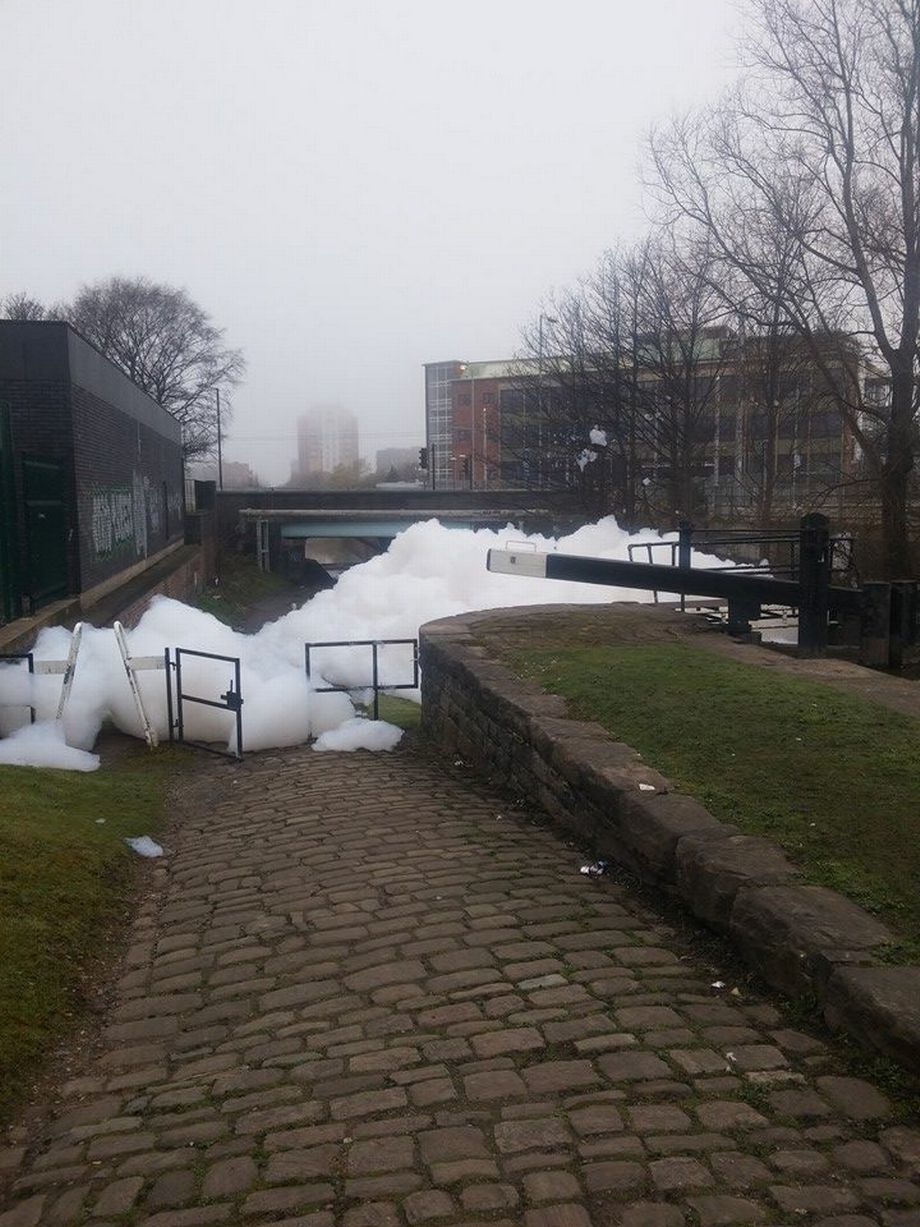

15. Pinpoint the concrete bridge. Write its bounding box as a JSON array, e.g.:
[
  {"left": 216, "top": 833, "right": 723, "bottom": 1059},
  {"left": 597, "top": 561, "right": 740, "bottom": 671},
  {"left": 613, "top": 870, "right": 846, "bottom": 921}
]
[{"left": 215, "top": 487, "right": 583, "bottom": 577}]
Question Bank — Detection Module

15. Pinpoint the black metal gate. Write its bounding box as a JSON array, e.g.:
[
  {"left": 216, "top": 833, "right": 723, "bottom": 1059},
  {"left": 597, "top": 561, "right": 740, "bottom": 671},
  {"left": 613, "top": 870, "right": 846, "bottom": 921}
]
[
  {"left": 304, "top": 639, "right": 419, "bottom": 720},
  {"left": 166, "top": 648, "right": 243, "bottom": 760}
]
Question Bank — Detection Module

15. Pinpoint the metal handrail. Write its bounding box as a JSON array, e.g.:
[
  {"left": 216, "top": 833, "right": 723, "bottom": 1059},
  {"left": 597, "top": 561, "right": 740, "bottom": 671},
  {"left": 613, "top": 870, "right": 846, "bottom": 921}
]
[{"left": 304, "top": 639, "right": 419, "bottom": 721}]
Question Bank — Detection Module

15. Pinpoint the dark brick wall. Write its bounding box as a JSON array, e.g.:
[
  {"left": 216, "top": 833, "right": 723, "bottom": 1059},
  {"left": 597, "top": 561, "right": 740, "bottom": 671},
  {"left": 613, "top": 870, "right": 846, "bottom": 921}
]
[
  {"left": 0, "top": 375, "right": 80, "bottom": 601},
  {"left": 71, "top": 384, "right": 184, "bottom": 591},
  {"left": 0, "top": 321, "right": 185, "bottom": 614},
  {"left": 113, "top": 544, "right": 216, "bottom": 628}
]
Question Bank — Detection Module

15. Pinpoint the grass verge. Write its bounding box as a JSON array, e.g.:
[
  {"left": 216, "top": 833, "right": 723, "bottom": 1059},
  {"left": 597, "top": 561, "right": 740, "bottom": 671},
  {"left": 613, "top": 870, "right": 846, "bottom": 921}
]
[
  {"left": 505, "top": 641, "right": 920, "bottom": 949},
  {"left": 376, "top": 694, "right": 422, "bottom": 731},
  {"left": 194, "top": 553, "right": 295, "bottom": 628},
  {"left": 0, "top": 743, "right": 182, "bottom": 1124}
]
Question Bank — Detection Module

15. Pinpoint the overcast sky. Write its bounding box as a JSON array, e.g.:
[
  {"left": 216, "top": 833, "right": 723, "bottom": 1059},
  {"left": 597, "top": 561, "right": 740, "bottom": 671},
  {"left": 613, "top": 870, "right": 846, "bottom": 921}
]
[{"left": 1, "top": 0, "right": 742, "bottom": 483}]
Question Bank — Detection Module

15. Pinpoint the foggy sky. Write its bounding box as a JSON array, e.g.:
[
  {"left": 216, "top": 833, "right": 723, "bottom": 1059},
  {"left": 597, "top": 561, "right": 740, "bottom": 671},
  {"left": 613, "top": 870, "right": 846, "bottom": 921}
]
[{"left": 1, "top": 0, "right": 741, "bottom": 484}]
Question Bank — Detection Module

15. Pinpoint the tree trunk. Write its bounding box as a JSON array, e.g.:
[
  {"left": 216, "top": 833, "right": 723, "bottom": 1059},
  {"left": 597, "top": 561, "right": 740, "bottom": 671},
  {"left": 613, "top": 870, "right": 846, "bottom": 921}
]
[
  {"left": 880, "top": 471, "right": 910, "bottom": 577},
  {"left": 880, "top": 366, "right": 915, "bottom": 577}
]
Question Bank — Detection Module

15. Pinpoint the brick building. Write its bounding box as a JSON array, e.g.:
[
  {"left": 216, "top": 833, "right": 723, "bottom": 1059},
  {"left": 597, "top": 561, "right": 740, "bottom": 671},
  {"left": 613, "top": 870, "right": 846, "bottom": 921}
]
[
  {"left": 423, "top": 360, "right": 526, "bottom": 490},
  {"left": 0, "top": 321, "right": 185, "bottom": 624},
  {"left": 423, "top": 347, "right": 870, "bottom": 527}
]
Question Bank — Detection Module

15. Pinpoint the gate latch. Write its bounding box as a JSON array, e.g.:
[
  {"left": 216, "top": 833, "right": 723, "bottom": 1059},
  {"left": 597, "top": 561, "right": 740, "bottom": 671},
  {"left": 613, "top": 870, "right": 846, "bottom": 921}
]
[{"left": 222, "top": 686, "right": 243, "bottom": 711}]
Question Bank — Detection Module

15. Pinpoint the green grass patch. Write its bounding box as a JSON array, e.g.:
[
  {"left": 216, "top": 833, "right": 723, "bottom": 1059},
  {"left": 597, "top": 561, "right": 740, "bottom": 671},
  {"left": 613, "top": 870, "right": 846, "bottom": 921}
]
[
  {"left": 194, "top": 553, "right": 294, "bottom": 628},
  {"left": 506, "top": 642, "right": 920, "bottom": 943},
  {"left": 0, "top": 743, "right": 183, "bottom": 1123},
  {"left": 376, "top": 694, "right": 422, "bottom": 731}
]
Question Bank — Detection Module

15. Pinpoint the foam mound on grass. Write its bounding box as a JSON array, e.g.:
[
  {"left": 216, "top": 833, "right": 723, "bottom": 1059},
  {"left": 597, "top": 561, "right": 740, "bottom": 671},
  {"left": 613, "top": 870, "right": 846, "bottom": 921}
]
[
  {"left": 0, "top": 720, "right": 100, "bottom": 772},
  {"left": 0, "top": 516, "right": 726, "bottom": 769}
]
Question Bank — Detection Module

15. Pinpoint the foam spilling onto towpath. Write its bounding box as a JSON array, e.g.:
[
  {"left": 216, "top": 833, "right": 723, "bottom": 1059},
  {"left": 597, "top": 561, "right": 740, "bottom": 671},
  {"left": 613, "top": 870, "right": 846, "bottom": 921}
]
[{"left": 0, "top": 517, "right": 723, "bottom": 767}]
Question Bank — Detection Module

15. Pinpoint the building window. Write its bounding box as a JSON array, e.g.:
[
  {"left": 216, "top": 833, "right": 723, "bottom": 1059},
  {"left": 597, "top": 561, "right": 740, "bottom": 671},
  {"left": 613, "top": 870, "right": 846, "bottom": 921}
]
[
  {"left": 719, "top": 374, "right": 739, "bottom": 403},
  {"left": 750, "top": 412, "right": 769, "bottom": 440}
]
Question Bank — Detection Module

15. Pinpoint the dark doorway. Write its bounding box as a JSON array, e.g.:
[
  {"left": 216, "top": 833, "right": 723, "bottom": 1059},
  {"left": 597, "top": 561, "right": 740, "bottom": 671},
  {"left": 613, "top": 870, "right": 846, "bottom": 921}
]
[{"left": 22, "top": 456, "right": 70, "bottom": 610}]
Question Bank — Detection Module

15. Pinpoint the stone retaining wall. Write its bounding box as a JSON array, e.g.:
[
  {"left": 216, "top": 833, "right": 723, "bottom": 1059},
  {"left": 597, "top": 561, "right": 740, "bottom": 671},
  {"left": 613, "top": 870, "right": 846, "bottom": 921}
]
[
  {"left": 111, "top": 543, "right": 214, "bottom": 628},
  {"left": 419, "top": 606, "right": 920, "bottom": 1072}
]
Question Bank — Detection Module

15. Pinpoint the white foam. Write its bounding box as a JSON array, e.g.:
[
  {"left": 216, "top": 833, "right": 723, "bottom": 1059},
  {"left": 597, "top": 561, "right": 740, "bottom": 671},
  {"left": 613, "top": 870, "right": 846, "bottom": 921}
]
[
  {"left": 0, "top": 516, "right": 728, "bottom": 767},
  {"left": 312, "top": 717, "right": 404, "bottom": 753},
  {"left": 0, "top": 720, "right": 100, "bottom": 771}
]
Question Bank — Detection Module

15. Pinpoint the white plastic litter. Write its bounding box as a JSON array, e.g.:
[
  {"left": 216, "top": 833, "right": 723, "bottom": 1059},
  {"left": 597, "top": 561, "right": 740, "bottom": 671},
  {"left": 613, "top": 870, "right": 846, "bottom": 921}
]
[
  {"left": 311, "top": 718, "right": 404, "bottom": 753},
  {"left": 125, "top": 836, "right": 164, "bottom": 858},
  {"left": 0, "top": 720, "right": 100, "bottom": 772},
  {"left": 638, "top": 782, "right": 656, "bottom": 792},
  {"left": 589, "top": 427, "right": 608, "bottom": 446},
  {"left": 580, "top": 860, "right": 609, "bottom": 876}
]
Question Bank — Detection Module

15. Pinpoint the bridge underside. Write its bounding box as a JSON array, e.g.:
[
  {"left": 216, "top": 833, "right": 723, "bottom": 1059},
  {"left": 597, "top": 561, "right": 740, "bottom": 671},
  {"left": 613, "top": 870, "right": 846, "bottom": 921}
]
[
  {"left": 238, "top": 507, "right": 559, "bottom": 579},
  {"left": 278, "top": 517, "right": 478, "bottom": 539}
]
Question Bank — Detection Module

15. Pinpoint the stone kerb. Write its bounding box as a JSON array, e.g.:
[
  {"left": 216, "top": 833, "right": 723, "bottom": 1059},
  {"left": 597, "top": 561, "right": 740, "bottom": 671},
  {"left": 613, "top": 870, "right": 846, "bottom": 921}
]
[{"left": 419, "top": 606, "right": 920, "bottom": 1072}]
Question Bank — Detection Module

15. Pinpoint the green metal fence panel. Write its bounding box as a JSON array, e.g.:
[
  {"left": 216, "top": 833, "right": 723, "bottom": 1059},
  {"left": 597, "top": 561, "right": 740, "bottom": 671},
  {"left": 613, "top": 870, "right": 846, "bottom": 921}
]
[{"left": 0, "top": 402, "right": 19, "bottom": 623}]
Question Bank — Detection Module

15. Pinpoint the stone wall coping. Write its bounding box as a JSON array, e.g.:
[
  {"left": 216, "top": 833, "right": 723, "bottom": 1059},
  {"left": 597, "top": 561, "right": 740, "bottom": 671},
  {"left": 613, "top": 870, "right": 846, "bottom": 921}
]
[{"left": 419, "top": 606, "right": 920, "bottom": 1073}]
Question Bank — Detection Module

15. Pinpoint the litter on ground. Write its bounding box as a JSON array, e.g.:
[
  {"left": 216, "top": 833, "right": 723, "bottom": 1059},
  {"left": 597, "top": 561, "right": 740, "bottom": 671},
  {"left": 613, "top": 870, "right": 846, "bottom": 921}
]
[{"left": 125, "top": 836, "right": 164, "bottom": 858}]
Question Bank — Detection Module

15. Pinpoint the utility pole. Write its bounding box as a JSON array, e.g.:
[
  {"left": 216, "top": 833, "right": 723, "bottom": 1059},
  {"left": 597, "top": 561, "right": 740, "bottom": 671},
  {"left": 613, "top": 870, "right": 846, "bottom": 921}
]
[{"left": 216, "top": 388, "right": 224, "bottom": 491}]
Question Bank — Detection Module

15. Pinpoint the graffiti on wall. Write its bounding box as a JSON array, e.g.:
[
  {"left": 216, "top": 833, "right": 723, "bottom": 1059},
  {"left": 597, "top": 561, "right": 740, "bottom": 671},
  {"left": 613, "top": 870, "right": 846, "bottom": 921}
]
[
  {"left": 91, "top": 485, "right": 137, "bottom": 558},
  {"left": 91, "top": 473, "right": 173, "bottom": 560},
  {"left": 133, "top": 471, "right": 150, "bottom": 556}
]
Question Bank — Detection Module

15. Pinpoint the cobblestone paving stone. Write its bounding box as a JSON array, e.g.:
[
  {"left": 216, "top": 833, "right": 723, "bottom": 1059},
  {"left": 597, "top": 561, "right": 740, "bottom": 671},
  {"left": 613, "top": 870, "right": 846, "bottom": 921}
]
[{"left": 2, "top": 743, "right": 919, "bottom": 1227}]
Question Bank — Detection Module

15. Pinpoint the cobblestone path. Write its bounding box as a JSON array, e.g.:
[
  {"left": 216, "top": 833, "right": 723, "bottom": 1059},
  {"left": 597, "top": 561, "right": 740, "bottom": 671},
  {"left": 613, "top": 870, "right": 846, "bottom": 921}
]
[{"left": 2, "top": 744, "right": 918, "bottom": 1227}]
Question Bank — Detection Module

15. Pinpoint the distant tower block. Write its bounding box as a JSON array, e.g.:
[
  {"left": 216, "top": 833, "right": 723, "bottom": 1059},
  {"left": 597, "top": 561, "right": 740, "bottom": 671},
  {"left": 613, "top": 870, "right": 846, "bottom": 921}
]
[{"left": 296, "top": 405, "right": 359, "bottom": 479}]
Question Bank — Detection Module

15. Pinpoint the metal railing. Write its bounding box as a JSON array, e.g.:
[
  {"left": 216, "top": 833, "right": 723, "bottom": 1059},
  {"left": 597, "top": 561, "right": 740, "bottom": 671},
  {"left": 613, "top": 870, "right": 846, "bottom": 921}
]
[
  {"left": 304, "top": 639, "right": 419, "bottom": 721},
  {"left": 626, "top": 521, "right": 853, "bottom": 610},
  {"left": 491, "top": 513, "right": 872, "bottom": 653}
]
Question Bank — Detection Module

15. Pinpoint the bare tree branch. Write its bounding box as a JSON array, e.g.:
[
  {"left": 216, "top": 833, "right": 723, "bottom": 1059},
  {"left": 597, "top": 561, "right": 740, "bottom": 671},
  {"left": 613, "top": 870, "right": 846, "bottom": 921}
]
[{"left": 60, "top": 276, "right": 245, "bottom": 460}]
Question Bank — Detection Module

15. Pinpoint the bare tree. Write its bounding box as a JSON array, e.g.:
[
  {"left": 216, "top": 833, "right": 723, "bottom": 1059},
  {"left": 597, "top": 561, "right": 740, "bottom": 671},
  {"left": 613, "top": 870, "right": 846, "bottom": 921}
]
[
  {"left": 650, "top": 0, "right": 920, "bottom": 574},
  {"left": 511, "top": 278, "right": 632, "bottom": 517},
  {"left": 61, "top": 276, "right": 245, "bottom": 459},
  {"left": 628, "top": 237, "right": 730, "bottom": 521},
  {"left": 514, "top": 237, "right": 730, "bottom": 524},
  {"left": 1, "top": 292, "right": 48, "bottom": 321},
  {"left": 508, "top": 269, "right": 638, "bottom": 518}
]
